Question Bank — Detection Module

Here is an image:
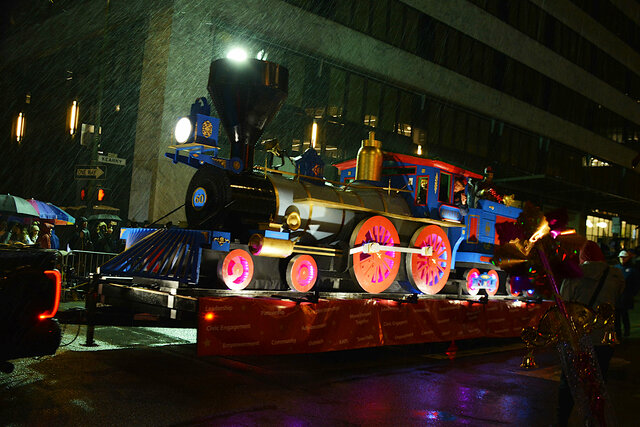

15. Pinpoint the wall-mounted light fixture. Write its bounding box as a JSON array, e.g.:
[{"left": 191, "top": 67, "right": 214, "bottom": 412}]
[
  {"left": 68, "top": 100, "right": 80, "bottom": 136},
  {"left": 14, "top": 112, "right": 25, "bottom": 143},
  {"left": 311, "top": 121, "right": 318, "bottom": 149}
]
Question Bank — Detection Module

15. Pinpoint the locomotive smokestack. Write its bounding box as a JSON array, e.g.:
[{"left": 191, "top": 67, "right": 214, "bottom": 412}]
[
  {"left": 355, "top": 131, "right": 383, "bottom": 182},
  {"left": 208, "top": 58, "right": 288, "bottom": 173}
]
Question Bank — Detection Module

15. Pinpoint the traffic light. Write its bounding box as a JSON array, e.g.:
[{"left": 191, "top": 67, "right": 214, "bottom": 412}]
[
  {"left": 80, "top": 187, "right": 87, "bottom": 201},
  {"left": 97, "top": 188, "right": 106, "bottom": 202}
]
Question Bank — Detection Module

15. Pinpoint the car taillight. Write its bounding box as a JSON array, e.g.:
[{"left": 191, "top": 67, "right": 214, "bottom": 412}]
[{"left": 39, "top": 270, "right": 62, "bottom": 320}]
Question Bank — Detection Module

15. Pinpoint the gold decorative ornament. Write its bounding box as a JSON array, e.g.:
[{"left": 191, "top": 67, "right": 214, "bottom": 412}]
[{"left": 202, "top": 120, "right": 213, "bottom": 138}]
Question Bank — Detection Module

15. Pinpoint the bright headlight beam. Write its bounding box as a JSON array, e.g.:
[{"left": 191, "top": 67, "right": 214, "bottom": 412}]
[{"left": 175, "top": 117, "right": 193, "bottom": 144}]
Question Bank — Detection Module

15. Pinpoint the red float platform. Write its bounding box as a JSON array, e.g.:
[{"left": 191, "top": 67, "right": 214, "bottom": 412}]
[{"left": 197, "top": 297, "right": 553, "bottom": 356}]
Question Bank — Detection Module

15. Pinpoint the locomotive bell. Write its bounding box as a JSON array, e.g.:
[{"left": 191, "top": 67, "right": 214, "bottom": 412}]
[
  {"left": 355, "top": 131, "right": 383, "bottom": 182},
  {"left": 208, "top": 58, "right": 288, "bottom": 173}
]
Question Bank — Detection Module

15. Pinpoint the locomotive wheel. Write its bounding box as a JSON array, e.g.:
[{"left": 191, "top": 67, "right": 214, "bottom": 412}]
[
  {"left": 185, "top": 166, "right": 231, "bottom": 229},
  {"left": 406, "top": 225, "right": 452, "bottom": 295},
  {"left": 286, "top": 255, "right": 318, "bottom": 292},
  {"left": 463, "top": 268, "right": 499, "bottom": 296},
  {"left": 485, "top": 269, "right": 499, "bottom": 296},
  {"left": 463, "top": 268, "right": 481, "bottom": 296},
  {"left": 350, "top": 216, "right": 401, "bottom": 293},
  {"left": 217, "top": 249, "right": 254, "bottom": 290}
]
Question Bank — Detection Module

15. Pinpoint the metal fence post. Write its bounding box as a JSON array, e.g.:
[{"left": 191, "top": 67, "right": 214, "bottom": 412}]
[{"left": 83, "top": 274, "right": 99, "bottom": 347}]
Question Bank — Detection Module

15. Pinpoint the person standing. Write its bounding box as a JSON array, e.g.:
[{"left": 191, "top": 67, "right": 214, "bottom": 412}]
[
  {"left": 0, "top": 220, "right": 8, "bottom": 243},
  {"left": 37, "top": 223, "right": 52, "bottom": 249},
  {"left": 68, "top": 217, "right": 93, "bottom": 250},
  {"left": 27, "top": 224, "right": 39, "bottom": 245},
  {"left": 94, "top": 222, "right": 114, "bottom": 253},
  {"left": 557, "top": 240, "right": 625, "bottom": 426},
  {"left": 615, "top": 249, "right": 639, "bottom": 339},
  {"left": 50, "top": 228, "right": 60, "bottom": 250}
]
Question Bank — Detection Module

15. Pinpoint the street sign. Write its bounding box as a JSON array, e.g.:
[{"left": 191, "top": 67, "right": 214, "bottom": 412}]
[
  {"left": 98, "top": 154, "right": 126, "bottom": 166},
  {"left": 75, "top": 165, "right": 106, "bottom": 180}
]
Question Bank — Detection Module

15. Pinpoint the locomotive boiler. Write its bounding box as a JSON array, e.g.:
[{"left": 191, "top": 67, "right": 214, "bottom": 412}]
[{"left": 112, "top": 56, "right": 523, "bottom": 298}]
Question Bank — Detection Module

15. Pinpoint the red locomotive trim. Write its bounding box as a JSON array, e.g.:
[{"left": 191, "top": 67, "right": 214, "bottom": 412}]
[{"left": 334, "top": 153, "right": 483, "bottom": 180}]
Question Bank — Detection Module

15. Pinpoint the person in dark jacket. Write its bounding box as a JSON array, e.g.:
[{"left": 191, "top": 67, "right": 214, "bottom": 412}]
[
  {"left": 615, "top": 249, "right": 639, "bottom": 339},
  {"left": 68, "top": 217, "right": 93, "bottom": 250},
  {"left": 94, "top": 222, "right": 114, "bottom": 253},
  {"left": 50, "top": 228, "right": 60, "bottom": 250}
]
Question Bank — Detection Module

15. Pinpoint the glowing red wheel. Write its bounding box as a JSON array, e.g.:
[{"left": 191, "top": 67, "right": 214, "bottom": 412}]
[
  {"left": 350, "top": 216, "right": 400, "bottom": 293},
  {"left": 464, "top": 268, "right": 481, "bottom": 296},
  {"left": 485, "top": 269, "right": 500, "bottom": 296},
  {"left": 286, "top": 255, "right": 318, "bottom": 292},
  {"left": 218, "top": 249, "right": 254, "bottom": 290},
  {"left": 406, "top": 225, "right": 452, "bottom": 295}
]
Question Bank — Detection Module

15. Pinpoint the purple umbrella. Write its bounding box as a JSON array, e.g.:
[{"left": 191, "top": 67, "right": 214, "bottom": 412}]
[{"left": 46, "top": 203, "right": 76, "bottom": 225}]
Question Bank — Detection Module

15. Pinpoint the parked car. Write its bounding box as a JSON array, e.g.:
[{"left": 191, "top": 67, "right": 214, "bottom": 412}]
[{"left": 0, "top": 246, "right": 62, "bottom": 373}]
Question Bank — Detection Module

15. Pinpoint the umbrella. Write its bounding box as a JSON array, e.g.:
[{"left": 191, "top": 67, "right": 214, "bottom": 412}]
[
  {"left": 27, "top": 199, "right": 58, "bottom": 220},
  {"left": 0, "top": 194, "right": 39, "bottom": 217},
  {"left": 46, "top": 203, "right": 76, "bottom": 225},
  {"left": 88, "top": 213, "right": 122, "bottom": 222}
]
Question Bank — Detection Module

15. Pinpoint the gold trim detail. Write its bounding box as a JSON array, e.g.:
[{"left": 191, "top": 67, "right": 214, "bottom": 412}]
[
  {"left": 202, "top": 121, "right": 213, "bottom": 138},
  {"left": 293, "top": 197, "right": 463, "bottom": 228}
]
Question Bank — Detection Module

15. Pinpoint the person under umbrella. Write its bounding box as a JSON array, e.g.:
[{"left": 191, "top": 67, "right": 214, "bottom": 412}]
[{"left": 37, "top": 222, "right": 53, "bottom": 249}]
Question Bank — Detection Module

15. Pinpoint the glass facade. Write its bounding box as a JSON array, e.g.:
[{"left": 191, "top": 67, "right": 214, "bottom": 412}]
[
  {"left": 209, "top": 11, "right": 640, "bottom": 205},
  {"left": 586, "top": 214, "right": 639, "bottom": 256},
  {"left": 285, "top": 0, "right": 640, "bottom": 151}
]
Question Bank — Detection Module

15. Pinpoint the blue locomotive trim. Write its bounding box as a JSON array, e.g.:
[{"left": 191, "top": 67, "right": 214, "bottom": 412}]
[
  {"left": 211, "top": 231, "right": 231, "bottom": 252},
  {"left": 192, "top": 187, "right": 207, "bottom": 209}
]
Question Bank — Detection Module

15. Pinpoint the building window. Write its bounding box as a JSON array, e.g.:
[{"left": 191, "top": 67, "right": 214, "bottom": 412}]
[{"left": 582, "top": 156, "right": 610, "bottom": 167}]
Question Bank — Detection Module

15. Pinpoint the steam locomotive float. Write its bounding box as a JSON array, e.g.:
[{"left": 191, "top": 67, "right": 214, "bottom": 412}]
[{"left": 102, "top": 58, "right": 524, "bottom": 299}]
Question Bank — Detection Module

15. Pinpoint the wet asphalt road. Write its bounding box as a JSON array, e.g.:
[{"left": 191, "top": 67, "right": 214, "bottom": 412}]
[{"left": 2, "top": 306, "right": 639, "bottom": 426}]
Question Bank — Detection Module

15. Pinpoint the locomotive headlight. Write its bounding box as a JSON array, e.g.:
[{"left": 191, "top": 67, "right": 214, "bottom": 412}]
[
  {"left": 174, "top": 117, "right": 193, "bottom": 144},
  {"left": 227, "top": 47, "right": 248, "bottom": 62}
]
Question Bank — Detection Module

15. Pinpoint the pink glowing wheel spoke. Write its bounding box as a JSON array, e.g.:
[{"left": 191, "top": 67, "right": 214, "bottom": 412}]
[
  {"left": 407, "top": 225, "right": 452, "bottom": 295},
  {"left": 486, "top": 269, "right": 500, "bottom": 296},
  {"left": 218, "top": 249, "right": 254, "bottom": 290},
  {"left": 350, "top": 216, "right": 400, "bottom": 293},
  {"left": 464, "top": 268, "right": 481, "bottom": 296},
  {"left": 286, "top": 254, "right": 318, "bottom": 292}
]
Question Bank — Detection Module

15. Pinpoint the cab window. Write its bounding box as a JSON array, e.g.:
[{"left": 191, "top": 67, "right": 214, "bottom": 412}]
[
  {"left": 416, "top": 176, "right": 429, "bottom": 205},
  {"left": 438, "top": 172, "right": 452, "bottom": 204}
]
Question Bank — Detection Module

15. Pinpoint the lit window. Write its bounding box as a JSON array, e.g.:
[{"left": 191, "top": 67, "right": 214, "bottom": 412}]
[
  {"left": 364, "top": 114, "right": 377, "bottom": 127},
  {"left": 396, "top": 123, "right": 411, "bottom": 137},
  {"left": 327, "top": 106, "right": 343, "bottom": 119},
  {"left": 582, "top": 156, "right": 610, "bottom": 167}
]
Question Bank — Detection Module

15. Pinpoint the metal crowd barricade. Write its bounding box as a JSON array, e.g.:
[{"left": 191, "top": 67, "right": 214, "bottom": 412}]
[{"left": 60, "top": 249, "right": 118, "bottom": 300}]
